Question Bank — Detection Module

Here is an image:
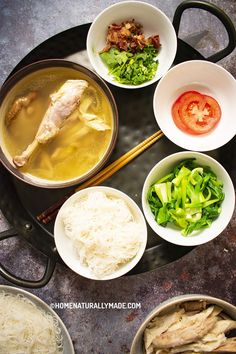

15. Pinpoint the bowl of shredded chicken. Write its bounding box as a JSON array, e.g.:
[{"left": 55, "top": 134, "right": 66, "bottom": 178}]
[
  {"left": 54, "top": 186, "right": 147, "bottom": 280},
  {"left": 130, "top": 294, "right": 236, "bottom": 354}
]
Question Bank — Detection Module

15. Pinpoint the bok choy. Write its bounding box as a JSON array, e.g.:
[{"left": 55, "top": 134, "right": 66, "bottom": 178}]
[{"left": 147, "top": 158, "right": 224, "bottom": 236}]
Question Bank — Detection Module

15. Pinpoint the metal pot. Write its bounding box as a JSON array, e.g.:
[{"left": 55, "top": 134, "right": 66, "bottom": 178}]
[{"left": 0, "top": 59, "right": 118, "bottom": 188}]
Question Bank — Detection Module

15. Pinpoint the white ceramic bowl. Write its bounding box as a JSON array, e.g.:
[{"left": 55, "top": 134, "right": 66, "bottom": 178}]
[
  {"left": 87, "top": 1, "right": 177, "bottom": 89},
  {"left": 131, "top": 294, "right": 236, "bottom": 354},
  {"left": 153, "top": 60, "right": 236, "bottom": 151},
  {"left": 142, "top": 151, "right": 235, "bottom": 246},
  {"left": 54, "top": 186, "right": 147, "bottom": 280}
]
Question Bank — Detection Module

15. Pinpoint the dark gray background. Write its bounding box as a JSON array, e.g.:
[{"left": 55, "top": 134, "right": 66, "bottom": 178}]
[{"left": 0, "top": 1, "right": 235, "bottom": 353}]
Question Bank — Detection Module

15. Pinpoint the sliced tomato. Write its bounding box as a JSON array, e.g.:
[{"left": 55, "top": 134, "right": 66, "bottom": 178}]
[
  {"left": 172, "top": 91, "right": 202, "bottom": 134},
  {"left": 172, "top": 91, "right": 221, "bottom": 135},
  {"left": 171, "top": 100, "right": 188, "bottom": 132}
]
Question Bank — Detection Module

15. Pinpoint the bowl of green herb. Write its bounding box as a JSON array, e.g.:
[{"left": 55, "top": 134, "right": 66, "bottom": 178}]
[
  {"left": 142, "top": 151, "right": 235, "bottom": 246},
  {"left": 86, "top": 1, "right": 177, "bottom": 89}
]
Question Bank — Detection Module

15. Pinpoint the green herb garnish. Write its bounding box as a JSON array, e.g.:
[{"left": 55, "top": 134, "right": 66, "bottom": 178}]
[
  {"left": 147, "top": 158, "right": 224, "bottom": 236},
  {"left": 100, "top": 46, "right": 159, "bottom": 85}
]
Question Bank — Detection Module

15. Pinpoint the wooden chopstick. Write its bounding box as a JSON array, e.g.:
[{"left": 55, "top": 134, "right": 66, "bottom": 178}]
[{"left": 37, "top": 130, "right": 164, "bottom": 224}]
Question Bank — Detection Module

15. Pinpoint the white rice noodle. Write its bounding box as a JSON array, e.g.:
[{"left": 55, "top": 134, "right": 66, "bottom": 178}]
[{"left": 0, "top": 292, "right": 63, "bottom": 354}]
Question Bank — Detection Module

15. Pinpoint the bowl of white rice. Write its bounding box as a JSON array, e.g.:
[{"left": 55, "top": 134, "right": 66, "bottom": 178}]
[{"left": 54, "top": 186, "right": 147, "bottom": 280}]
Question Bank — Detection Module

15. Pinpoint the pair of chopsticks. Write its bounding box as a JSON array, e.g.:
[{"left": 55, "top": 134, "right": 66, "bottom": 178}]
[{"left": 37, "top": 130, "right": 164, "bottom": 224}]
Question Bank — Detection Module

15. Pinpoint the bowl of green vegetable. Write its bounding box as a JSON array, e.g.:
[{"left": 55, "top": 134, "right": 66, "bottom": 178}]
[
  {"left": 86, "top": 1, "right": 177, "bottom": 89},
  {"left": 142, "top": 151, "right": 235, "bottom": 246}
]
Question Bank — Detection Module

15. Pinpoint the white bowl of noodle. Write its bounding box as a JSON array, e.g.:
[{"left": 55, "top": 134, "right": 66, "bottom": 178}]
[
  {"left": 0, "top": 59, "right": 118, "bottom": 188},
  {"left": 54, "top": 186, "right": 148, "bottom": 280}
]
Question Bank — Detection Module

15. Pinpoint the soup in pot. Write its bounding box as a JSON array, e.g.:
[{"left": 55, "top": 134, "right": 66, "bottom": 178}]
[{"left": 1, "top": 67, "right": 114, "bottom": 182}]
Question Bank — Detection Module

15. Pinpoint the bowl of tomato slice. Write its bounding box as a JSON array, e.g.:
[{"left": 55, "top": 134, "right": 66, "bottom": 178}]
[{"left": 153, "top": 60, "right": 236, "bottom": 151}]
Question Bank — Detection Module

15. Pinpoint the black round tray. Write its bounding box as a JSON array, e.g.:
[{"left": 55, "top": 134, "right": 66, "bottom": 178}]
[{"left": 0, "top": 0, "right": 235, "bottom": 288}]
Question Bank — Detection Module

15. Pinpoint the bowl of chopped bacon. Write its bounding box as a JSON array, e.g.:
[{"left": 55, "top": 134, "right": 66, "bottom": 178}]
[{"left": 86, "top": 1, "right": 177, "bottom": 89}]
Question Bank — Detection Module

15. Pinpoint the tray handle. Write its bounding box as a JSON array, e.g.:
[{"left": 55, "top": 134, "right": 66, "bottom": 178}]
[
  {"left": 173, "top": 0, "right": 236, "bottom": 62},
  {"left": 0, "top": 228, "right": 56, "bottom": 288}
]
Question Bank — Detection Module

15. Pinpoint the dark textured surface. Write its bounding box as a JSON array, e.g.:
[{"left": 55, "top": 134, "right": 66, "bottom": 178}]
[{"left": 0, "top": 1, "right": 236, "bottom": 353}]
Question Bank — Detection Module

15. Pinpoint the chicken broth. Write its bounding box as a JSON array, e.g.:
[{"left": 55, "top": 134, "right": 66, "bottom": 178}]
[{"left": 1, "top": 67, "right": 113, "bottom": 181}]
